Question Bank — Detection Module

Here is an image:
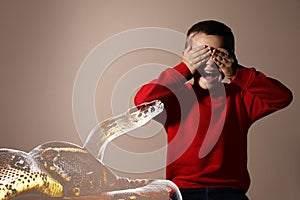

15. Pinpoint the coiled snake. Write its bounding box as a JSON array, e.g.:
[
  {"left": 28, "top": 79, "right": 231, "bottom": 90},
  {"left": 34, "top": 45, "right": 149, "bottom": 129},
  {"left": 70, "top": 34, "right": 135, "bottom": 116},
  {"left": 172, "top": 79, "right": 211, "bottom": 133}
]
[{"left": 0, "top": 100, "right": 182, "bottom": 200}]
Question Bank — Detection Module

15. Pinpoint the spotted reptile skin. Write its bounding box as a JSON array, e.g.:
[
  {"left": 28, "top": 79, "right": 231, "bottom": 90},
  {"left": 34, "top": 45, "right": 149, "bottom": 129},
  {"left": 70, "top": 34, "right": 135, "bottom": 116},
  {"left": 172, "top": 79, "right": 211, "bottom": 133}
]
[
  {"left": 0, "top": 141, "right": 180, "bottom": 200},
  {"left": 0, "top": 101, "right": 181, "bottom": 200}
]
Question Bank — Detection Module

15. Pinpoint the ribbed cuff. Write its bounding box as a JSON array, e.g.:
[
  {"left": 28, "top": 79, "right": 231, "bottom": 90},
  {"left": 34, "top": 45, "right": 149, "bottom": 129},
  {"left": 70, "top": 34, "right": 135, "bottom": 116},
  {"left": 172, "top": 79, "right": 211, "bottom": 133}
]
[{"left": 230, "top": 66, "right": 254, "bottom": 90}]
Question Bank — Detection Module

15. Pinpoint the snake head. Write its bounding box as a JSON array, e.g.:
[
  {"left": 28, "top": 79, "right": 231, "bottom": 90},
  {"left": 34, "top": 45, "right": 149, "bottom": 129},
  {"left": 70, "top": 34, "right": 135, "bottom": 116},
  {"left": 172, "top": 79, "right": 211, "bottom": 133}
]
[{"left": 128, "top": 100, "right": 164, "bottom": 125}]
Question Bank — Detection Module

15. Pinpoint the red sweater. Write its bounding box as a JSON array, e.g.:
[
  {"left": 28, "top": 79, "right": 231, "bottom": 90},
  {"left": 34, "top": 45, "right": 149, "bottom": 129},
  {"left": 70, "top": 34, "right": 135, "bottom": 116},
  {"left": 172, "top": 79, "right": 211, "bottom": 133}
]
[{"left": 134, "top": 62, "right": 292, "bottom": 192}]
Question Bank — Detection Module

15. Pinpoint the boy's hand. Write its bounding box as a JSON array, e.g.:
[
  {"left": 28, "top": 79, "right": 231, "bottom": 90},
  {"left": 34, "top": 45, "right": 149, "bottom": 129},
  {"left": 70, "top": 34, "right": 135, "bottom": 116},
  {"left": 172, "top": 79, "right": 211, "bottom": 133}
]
[
  {"left": 182, "top": 45, "right": 211, "bottom": 74},
  {"left": 212, "top": 48, "right": 236, "bottom": 79}
]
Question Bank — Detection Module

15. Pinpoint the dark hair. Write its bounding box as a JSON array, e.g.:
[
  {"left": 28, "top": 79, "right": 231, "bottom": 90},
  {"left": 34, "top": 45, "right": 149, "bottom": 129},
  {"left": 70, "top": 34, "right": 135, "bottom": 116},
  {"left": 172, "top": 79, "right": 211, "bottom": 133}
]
[{"left": 186, "top": 20, "right": 235, "bottom": 53}]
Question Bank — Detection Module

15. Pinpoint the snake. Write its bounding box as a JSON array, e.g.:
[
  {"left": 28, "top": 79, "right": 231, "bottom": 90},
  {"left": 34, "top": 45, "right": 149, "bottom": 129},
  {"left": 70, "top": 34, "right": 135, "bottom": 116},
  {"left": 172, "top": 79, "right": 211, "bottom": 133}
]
[
  {"left": 0, "top": 100, "right": 182, "bottom": 200},
  {"left": 84, "top": 100, "right": 165, "bottom": 161}
]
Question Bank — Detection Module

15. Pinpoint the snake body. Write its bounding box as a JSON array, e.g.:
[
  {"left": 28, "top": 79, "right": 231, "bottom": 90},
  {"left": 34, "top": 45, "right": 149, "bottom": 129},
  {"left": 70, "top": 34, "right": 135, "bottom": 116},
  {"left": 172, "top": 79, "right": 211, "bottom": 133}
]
[
  {"left": 0, "top": 148, "right": 63, "bottom": 199},
  {"left": 0, "top": 100, "right": 181, "bottom": 200}
]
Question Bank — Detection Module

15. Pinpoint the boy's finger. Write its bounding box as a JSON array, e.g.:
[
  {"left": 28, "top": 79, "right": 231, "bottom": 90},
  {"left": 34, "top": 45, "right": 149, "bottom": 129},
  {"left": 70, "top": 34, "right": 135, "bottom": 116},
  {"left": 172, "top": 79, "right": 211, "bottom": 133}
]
[{"left": 216, "top": 48, "right": 230, "bottom": 55}]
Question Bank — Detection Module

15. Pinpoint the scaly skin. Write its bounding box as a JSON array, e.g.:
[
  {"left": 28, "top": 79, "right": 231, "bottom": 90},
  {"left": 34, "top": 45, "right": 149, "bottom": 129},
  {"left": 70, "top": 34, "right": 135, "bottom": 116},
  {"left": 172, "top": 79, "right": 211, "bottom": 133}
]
[
  {"left": 0, "top": 142, "right": 180, "bottom": 200},
  {"left": 0, "top": 148, "right": 63, "bottom": 199}
]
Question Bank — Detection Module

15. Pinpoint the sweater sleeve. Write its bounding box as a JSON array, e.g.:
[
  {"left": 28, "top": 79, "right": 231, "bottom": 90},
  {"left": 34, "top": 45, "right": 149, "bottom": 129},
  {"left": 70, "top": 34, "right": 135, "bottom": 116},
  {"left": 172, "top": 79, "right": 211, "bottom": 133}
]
[
  {"left": 231, "top": 66, "right": 293, "bottom": 122},
  {"left": 134, "top": 62, "right": 193, "bottom": 105},
  {"left": 134, "top": 62, "right": 193, "bottom": 125}
]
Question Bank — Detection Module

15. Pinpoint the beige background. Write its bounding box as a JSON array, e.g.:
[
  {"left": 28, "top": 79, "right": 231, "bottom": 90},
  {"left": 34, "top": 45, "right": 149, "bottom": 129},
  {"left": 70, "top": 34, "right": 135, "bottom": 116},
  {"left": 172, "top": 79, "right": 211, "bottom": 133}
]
[{"left": 0, "top": 0, "right": 299, "bottom": 199}]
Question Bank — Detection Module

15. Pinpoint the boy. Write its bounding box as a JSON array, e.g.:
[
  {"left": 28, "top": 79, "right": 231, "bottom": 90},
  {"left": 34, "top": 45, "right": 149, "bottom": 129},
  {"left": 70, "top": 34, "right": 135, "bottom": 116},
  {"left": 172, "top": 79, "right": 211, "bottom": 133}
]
[{"left": 134, "top": 20, "right": 293, "bottom": 199}]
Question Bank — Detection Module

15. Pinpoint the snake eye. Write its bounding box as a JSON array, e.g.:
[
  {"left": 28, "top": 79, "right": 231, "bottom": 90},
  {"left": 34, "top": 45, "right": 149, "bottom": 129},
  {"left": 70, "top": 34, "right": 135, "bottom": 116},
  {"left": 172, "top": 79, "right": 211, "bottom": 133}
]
[{"left": 150, "top": 107, "right": 155, "bottom": 113}]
